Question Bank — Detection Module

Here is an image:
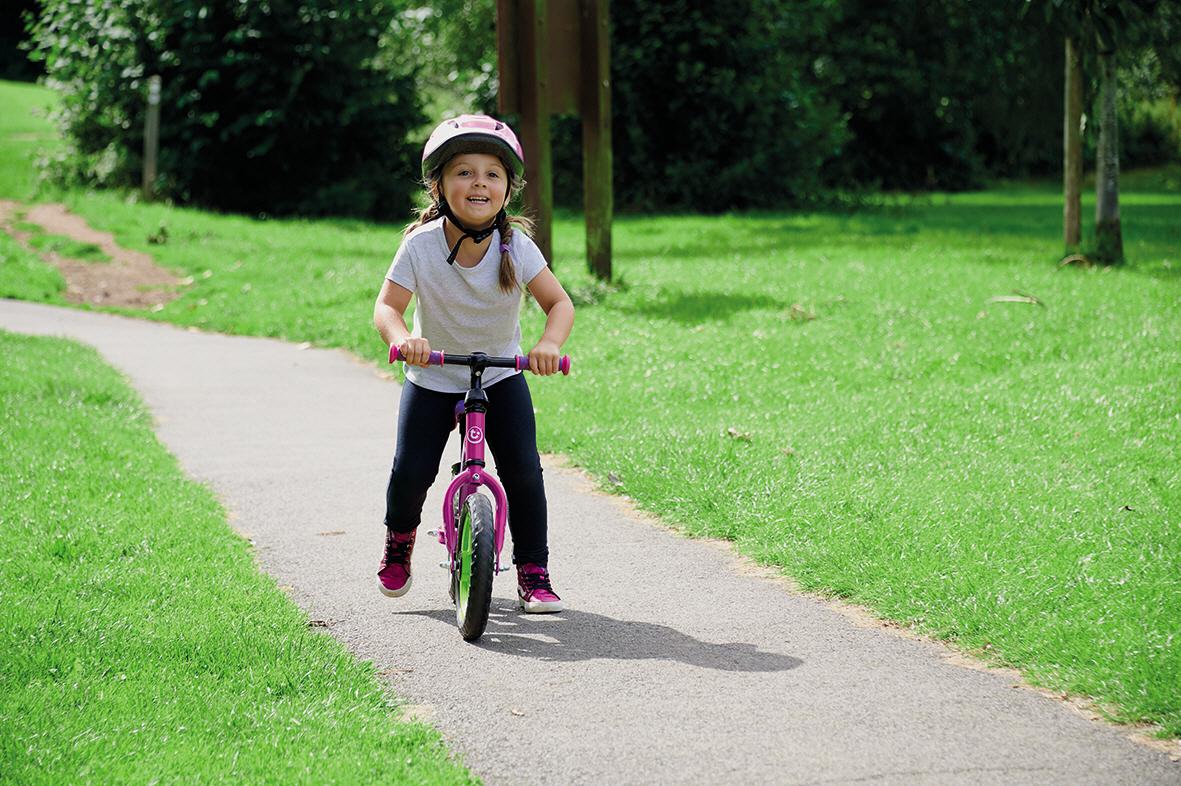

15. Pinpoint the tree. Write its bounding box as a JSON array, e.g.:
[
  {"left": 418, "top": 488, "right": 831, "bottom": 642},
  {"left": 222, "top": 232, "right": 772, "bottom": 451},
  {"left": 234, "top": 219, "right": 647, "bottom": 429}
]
[
  {"left": 392, "top": 1, "right": 498, "bottom": 120},
  {"left": 1094, "top": 25, "right": 1122, "bottom": 263},
  {"left": 605, "top": 0, "right": 847, "bottom": 211},
  {"left": 1044, "top": 0, "right": 1159, "bottom": 264},
  {"left": 30, "top": 0, "right": 425, "bottom": 219},
  {"left": 1063, "top": 35, "right": 1083, "bottom": 249},
  {"left": 820, "top": 0, "right": 1063, "bottom": 192}
]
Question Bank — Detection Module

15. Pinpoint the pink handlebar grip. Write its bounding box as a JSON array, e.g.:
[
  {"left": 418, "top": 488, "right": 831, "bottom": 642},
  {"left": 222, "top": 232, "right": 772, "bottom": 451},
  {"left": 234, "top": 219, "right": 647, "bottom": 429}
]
[
  {"left": 389, "top": 346, "right": 444, "bottom": 365},
  {"left": 389, "top": 346, "right": 569, "bottom": 375},
  {"left": 514, "top": 355, "right": 572, "bottom": 375}
]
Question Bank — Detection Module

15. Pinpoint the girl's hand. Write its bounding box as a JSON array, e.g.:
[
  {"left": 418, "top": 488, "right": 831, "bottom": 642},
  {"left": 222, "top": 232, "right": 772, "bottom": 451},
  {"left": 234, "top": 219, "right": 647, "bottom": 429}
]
[
  {"left": 399, "top": 337, "right": 432, "bottom": 367},
  {"left": 528, "top": 339, "right": 562, "bottom": 376}
]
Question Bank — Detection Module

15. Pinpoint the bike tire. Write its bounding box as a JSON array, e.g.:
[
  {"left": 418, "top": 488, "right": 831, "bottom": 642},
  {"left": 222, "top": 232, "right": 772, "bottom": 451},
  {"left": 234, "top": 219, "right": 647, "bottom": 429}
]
[{"left": 453, "top": 493, "right": 495, "bottom": 641}]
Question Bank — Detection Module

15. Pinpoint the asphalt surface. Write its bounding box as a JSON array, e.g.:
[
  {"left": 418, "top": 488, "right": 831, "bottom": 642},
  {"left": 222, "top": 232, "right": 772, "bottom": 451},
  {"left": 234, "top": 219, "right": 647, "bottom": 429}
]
[{"left": 3, "top": 298, "right": 1178, "bottom": 786}]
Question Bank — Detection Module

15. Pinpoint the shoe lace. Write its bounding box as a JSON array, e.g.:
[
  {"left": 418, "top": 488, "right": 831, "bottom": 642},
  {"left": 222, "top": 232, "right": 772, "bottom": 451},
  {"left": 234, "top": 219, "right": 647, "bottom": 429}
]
[
  {"left": 384, "top": 534, "right": 414, "bottom": 566},
  {"left": 519, "top": 567, "right": 553, "bottom": 593}
]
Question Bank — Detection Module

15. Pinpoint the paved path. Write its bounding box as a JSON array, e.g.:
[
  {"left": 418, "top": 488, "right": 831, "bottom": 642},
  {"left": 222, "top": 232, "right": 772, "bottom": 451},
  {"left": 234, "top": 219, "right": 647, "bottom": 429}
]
[{"left": 3, "top": 299, "right": 1178, "bottom": 786}]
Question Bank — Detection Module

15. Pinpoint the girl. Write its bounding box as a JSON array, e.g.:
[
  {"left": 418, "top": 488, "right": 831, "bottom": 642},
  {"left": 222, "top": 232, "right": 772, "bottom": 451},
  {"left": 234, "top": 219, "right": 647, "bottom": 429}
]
[{"left": 373, "top": 115, "right": 574, "bottom": 613}]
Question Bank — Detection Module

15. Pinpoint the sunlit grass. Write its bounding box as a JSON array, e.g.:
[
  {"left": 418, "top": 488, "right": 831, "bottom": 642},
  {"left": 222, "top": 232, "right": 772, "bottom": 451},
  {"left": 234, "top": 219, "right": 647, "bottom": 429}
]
[
  {"left": 0, "top": 80, "right": 59, "bottom": 200},
  {"left": 0, "top": 331, "right": 477, "bottom": 784},
  {"left": 12, "top": 217, "right": 111, "bottom": 261},
  {"left": 0, "top": 230, "right": 65, "bottom": 301}
]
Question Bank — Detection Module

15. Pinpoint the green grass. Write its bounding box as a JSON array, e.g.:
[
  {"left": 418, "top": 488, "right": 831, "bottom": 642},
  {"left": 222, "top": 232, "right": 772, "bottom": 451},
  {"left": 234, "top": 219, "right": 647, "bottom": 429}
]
[
  {"left": 0, "top": 79, "right": 58, "bottom": 200},
  {"left": 0, "top": 229, "right": 65, "bottom": 301},
  {"left": 22, "top": 226, "right": 110, "bottom": 262},
  {"left": 0, "top": 331, "right": 476, "bottom": 784},
  {"left": 3, "top": 79, "right": 1180, "bottom": 738},
  {"left": 10, "top": 217, "right": 111, "bottom": 259},
  {"left": 13, "top": 218, "right": 111, "bottom": 261}
]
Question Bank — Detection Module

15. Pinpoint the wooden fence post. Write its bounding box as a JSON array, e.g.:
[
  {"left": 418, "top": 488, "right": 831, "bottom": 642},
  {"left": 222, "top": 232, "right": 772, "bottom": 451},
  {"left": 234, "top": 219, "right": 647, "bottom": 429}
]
[
  {"left": 498, "top": 0, "right": 612, "bottom": 277},
  {"left": 519, "top": 0, "right": 553, "bottom": 264},
  {"left": 581, "top": 0, "right": 612, "bottom": 280}
]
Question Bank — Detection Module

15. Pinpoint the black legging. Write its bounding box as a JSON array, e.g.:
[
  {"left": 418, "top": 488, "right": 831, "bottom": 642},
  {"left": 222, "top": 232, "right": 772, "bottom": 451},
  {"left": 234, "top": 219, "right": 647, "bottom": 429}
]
[{"left": 384, "top": 373, "right": 549, "bottom": 566}]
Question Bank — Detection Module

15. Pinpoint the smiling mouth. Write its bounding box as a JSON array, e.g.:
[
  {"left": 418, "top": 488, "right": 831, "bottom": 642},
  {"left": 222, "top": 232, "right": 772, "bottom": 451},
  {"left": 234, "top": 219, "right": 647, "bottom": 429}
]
[{"left": 466, "top": 196, "right": 490, "bottom": 204}]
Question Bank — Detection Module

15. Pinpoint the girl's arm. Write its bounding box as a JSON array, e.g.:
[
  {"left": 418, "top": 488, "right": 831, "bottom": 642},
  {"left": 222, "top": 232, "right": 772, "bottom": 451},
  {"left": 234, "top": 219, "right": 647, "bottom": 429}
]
[
  {"left": 374, "top": 279, "right": 431, "bottom": 366},
  {"left": 525, "top": 267, "right": 575, "bottom": 376}
]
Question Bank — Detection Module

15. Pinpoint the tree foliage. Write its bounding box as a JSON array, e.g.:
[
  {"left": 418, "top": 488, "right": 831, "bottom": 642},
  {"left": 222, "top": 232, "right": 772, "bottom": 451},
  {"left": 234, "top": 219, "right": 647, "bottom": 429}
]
[
  {"left": 23, "top": 0, "right": 1179, "bottom": 216},
  {"left": 817, "top": 0, "right": 1068, "bottom": 190},
  {"left": 30, "top": 0, "right": 425, "bottom": 219},
  {"left": 391, "top": 0, "right": 497, "bottom": 119},
  {"left": 604, "top": 0, "right": 847, "bottom": 211},
  {"left": 1, "top": 0, "right": 41, "bottom": 80}
]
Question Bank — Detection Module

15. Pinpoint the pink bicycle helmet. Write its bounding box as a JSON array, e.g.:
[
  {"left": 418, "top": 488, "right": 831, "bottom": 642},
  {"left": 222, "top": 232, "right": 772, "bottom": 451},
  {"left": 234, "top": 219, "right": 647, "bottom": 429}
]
[{"left": 421, "top": 114, "right": 525, "bottom": 180}]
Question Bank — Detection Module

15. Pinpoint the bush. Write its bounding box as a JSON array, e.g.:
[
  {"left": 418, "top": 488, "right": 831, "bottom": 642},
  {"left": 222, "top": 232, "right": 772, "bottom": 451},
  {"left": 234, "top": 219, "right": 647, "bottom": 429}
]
[
  {"left": 29, "top": 0, "right": 425, "bottom": 219},
  {"left": 605, "top": 0, "right": 847, "bottom": 211},
  {"left": 1120, "top": 98, "right": 1181, "bottom": 166},
  {"left": 817, "top": 0, "right": 1063, "bottom": 191},
  {"left": 1112, "top": 49, "right": 1181, "bottom": 168},
  {"left": 552, "top": 0, "right": 1064, "bottom": 206}
]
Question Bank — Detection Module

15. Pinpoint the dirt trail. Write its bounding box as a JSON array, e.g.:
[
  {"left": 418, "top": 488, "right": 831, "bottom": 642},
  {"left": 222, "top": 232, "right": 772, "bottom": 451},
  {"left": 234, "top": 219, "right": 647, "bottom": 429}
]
[{"left": 0, "top": 200, "right": 180, "bottom": 307}]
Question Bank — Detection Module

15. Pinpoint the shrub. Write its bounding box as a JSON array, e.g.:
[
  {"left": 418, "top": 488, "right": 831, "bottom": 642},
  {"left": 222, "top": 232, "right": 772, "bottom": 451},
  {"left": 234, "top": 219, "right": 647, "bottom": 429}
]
[
  {"left": 817, "top": 0, "right": 1063, "bottom": 190},
  {"left": 29, "top": 0, "right": 425, "bottom": 219},
  {"left": 1119, "top": 98, "right": 1181, "bottom": 167},
  {"left": 605, "top": 0, "right": 847, "bottom": 211}
]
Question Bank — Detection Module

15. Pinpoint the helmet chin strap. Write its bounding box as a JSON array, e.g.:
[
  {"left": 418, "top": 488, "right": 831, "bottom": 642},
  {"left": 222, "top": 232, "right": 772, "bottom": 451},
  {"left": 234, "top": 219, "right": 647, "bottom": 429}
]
[{"left": 439, "top": 200, "right": 506, "bottom": 265}]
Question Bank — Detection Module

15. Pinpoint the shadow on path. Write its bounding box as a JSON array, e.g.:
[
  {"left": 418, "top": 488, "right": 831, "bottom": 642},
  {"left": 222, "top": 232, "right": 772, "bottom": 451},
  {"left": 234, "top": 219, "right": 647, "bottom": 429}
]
[{"left": 402, "top": 605, "right": 802, "bottom": 673}]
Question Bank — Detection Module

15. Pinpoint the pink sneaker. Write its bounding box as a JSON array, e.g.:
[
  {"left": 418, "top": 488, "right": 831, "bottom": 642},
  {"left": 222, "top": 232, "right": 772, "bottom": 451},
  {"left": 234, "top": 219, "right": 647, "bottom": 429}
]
[
  {"left": 377, "top": 529, "right": 416, "bottom": 597},
  {"left": 517, "top": 563, "right": 563, "bottom": 613}
]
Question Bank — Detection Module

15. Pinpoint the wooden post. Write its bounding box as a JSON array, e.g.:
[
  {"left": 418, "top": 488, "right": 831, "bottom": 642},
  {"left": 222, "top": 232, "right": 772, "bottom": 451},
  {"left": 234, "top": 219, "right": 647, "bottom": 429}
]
[
  {"left": 581, "top": 0, "right": 612, "bottom": 280},
  {"left": 142, "top": 75, "right": 161, "bottom": 201},
  {"left": 519, "top": 0, "right": 553, "bottom": 265},
  {"left": 497, "top": 0, "right": 612, "bottom": 276}
]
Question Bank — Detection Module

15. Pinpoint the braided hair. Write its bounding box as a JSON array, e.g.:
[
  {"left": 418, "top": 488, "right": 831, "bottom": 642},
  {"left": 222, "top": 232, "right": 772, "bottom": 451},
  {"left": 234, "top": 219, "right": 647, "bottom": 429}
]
[{"left": 404, "top": 170, "right": 534, "bottom": 294}]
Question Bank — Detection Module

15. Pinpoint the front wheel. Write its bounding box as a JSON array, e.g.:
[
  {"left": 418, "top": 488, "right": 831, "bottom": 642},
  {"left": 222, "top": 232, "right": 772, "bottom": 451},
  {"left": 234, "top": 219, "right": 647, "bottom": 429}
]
[{"left": 452, "top": 493, "right": 495, "bottom": 641}]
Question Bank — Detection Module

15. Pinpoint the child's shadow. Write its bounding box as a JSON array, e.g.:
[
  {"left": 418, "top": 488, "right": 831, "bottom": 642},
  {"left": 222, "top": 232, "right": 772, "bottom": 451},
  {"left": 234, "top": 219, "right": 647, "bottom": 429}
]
[{"left": 402, "top": 604, "right": 802, "bottom": 673}]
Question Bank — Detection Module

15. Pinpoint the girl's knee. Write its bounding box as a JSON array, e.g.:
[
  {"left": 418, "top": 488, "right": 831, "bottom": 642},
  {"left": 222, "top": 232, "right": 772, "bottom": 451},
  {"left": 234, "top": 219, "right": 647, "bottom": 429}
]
[
  {"left": 502, "top": 461, "right": 543, "bottom": 484},
  {"left": 389, "top": 460, "right": 437, "bottom": 495}
]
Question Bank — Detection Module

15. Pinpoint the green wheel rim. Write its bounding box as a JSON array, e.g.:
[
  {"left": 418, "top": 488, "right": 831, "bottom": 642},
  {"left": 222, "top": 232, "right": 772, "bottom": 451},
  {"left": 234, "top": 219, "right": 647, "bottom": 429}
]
[{"left": 457, "top": 508, "right": 473, "bottom": 616}]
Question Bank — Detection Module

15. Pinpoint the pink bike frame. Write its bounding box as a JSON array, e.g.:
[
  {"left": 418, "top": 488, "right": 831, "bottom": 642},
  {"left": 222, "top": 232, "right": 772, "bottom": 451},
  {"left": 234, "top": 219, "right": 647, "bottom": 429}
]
[
  {"left": 389, "top": 346, "right": 571, "bottom": 575},
  {"left": 440, "top": 407, "right": 511, "bottom": 573}
]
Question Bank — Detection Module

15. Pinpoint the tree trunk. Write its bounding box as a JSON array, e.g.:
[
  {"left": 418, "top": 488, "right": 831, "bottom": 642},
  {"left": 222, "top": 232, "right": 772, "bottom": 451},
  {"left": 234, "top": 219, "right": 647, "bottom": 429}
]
[
  {"left": 1094, "top": 46, "right": 1123, "bottom": 264},
  {"left": 1063, "top": 36, "right": 1083, "bottom": 250}
]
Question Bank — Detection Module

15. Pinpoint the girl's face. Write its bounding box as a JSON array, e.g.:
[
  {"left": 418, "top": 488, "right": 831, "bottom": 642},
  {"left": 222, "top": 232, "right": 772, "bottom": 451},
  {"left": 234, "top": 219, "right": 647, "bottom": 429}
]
[{"left": 441, "top": 153, "right": 509, "bottom": 228}]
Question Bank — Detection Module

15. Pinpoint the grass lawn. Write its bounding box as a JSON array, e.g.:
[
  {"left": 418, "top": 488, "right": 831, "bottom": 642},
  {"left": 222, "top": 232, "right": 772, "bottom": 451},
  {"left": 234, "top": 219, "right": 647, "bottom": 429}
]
[
  {"left": 3, "top": 79, "right": 1179, "bottom": 739},
  {"left": 0, "top": 330, "right": 476, "bottom": 784},
  {"left": 0, "top": 79, "right": 58, "bottom": 201},
  {"left": 0, "top": 229, "right": 66, "bottom": 301}
]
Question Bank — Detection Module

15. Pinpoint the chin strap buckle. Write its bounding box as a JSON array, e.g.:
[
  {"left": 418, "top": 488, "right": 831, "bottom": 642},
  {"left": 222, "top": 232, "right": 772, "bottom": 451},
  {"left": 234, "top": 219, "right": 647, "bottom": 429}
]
[{"left": 440, "top": 203, "right": 506, "bottom": 265}]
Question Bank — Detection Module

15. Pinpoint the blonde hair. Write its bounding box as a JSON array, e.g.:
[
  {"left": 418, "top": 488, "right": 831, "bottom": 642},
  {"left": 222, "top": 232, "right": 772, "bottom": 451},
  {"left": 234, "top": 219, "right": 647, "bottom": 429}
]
[{"left": 404, "top": 170, "right": 534, "bottom": 294}]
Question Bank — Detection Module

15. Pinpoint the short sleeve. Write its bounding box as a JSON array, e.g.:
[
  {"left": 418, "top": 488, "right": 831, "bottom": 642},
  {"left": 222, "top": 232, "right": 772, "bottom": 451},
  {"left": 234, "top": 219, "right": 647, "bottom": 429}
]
[
  {"left": 386, "top": 238, "right": 416, "bottom": 292},
  {"left": 511, "top": 231, "right": 548, "bottom": 287}
]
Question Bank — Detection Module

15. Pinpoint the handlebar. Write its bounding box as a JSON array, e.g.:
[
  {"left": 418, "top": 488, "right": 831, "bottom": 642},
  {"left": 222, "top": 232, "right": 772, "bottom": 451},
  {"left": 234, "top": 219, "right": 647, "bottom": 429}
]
[{"left": 389, "top": 346, "right": 571, "bottom": 376}]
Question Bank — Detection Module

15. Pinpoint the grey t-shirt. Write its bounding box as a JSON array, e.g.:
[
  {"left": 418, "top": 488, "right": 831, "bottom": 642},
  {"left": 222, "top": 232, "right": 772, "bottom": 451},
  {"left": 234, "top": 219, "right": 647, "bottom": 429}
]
[{"left": 386, "top": 217, "right": 548, "bottom": 393}]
